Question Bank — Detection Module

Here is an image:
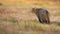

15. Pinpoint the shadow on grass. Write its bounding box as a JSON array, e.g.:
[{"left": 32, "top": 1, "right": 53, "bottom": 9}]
[{"left": 51, "top": 21, "right": 60, "bottom": 26}]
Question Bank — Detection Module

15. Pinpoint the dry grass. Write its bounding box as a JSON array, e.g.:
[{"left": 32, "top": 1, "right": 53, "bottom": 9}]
[
  {"left": 0, "top": 17, "right": 60, "bottom": 34},
  {"left": 0, "top": 0, "right": 60, "bottom": 34}
]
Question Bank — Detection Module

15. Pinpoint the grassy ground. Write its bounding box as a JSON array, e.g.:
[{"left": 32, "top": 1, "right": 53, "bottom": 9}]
[
  {"left": 0, "top": 0, "right": 60, "bottom": 34},
  {"left": 0, "top": 17, "right": 60, "bottom": 34}
]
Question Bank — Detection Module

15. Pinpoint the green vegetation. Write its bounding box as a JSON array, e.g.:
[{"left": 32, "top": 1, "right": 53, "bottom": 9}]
[{"left": 0, "top": 17, "right": 18, "bottom": 23}]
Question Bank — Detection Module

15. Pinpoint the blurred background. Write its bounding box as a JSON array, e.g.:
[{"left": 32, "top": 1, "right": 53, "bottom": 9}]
[{"left": 0, "top": 0, "right": 60, "bottom": 34}]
